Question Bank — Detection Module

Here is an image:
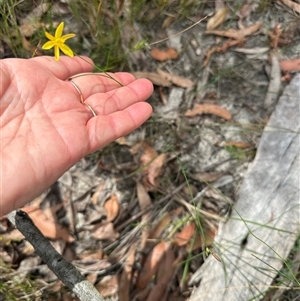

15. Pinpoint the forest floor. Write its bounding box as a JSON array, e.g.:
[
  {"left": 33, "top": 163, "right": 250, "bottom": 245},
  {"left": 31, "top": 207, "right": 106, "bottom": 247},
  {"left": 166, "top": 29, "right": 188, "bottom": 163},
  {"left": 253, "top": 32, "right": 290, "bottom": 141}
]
[{"left": 1, "top": 1, "right": 300, "bottom": 300}]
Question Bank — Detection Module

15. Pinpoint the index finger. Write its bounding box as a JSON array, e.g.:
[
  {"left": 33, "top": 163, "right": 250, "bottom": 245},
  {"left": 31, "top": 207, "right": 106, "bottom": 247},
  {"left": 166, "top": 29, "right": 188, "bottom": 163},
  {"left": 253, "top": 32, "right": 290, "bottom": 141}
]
[{"left": 31, "top": 56, "right": 94, "bottom": 80}]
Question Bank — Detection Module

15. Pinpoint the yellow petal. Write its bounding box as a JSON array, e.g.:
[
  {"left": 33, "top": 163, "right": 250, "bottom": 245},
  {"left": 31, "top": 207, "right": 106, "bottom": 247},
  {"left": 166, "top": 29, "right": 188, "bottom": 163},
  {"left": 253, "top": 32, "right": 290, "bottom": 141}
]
[
  {"left": 42, "top": 41, "right": 56, "bottom": 50},
  {"left": 54, "top": 46, "right": 60, "bottom": 61},
  {"left": 44, "top": 31, "right": 55, "bottom": 41},
  {"left": 59, "top": 43, "right": 74, "bottom": 57},
  {"left": 61, "top": 33, "right": 76, "bottom": 42},
  {"left": 55, "top": 22, "right": 64, "bottom": 39}
]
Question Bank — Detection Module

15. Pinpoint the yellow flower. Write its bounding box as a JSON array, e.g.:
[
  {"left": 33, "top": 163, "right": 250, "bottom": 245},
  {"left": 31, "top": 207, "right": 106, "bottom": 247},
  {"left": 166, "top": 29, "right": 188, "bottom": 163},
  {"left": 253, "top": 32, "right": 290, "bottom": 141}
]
[{"left": 42, "top": 22, "right": 76, "bottom": 61}]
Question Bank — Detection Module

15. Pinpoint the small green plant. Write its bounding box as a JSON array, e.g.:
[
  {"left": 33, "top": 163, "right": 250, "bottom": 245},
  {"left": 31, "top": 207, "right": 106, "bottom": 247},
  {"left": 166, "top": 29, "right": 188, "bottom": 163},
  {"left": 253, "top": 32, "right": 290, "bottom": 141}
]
[
  {"left": 258, "top": 0, "right": 273, "bottom": 13},
  {"left": 225, "top": 145, "right": 256, "bottom": 160},
  {"left": 0, "top": 260, "right": 42, "bottom": 301}
]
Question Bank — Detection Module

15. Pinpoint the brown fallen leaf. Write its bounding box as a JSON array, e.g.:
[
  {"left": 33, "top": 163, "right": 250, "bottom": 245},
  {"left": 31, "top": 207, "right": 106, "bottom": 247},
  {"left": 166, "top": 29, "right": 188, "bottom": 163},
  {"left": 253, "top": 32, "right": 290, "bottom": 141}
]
[
  {"left": 136, "top": 142, "right": 166, "bottom": 189},
  {"left": 157, "top": 69, "right": 194, "bottom": 88},
  {"left": 87, "top": 273, "right": 98, "bottom": 285},
  {"left": 132, "top": 72, "right": 172, "bottom": 87},
  {"left": 147, "top": 153, "right": 167, "bottom": 187},
  {"left": 146, "top": 246, "right": 175, "bottom": 301},
  {"left": 150, "top": 47, "right": 179, "bottom": 61},
  {"left": 42, "top": 203, "right": 64, "bottom": 224},
  {"left": 92, "top": 183, "right": 105, "bottom": 205},
  {"left": 185, "top": 104, "right": 232, "bottom": 120},
  {"left": 205, "top": 21, "right": 262, "bottom": 40},
  {"left": 96, "top": 275, "right": 118, "bottom": 297},
  {"left": 92, "top": 222, "right": 119, "bottom": 241},
  {"left": 203, "top": 38, "right": 245, "bottom": 66},
  {"left": 280, "top": 58, "right": 300, "bottom": 72},
  {"left": 206, "top": 7, "right": 230, "bottom": 30},
  {"left": 137, "top": 181, "right": 152, "bottom": 249},
  {"left": 137, "top": 182, "right": 152, "bottom": 211},
  {"left": 219, "top": 141, "right": 253, "bottom": 148},
  {"left": 192, "top": 172, "right": 224, "bottom": 183},
  {"left": 22, "top": 206, "right": 74, "bottom": 243},
  {"left": 277, "top": 0, "right": 300, "bottom": 13},
  {"left": 136, "top": 241, "right": 170, "bottom": 289},
  {"left": 203, "top": 46, "right": 219, "bottom": 67},
  {"left": 217, "top": 38, "right": 245, "bottom": 52},
  {"left": 269, "top": 24, "right": 282, "bottom": 49},
  {"left": 132, "top": 287, "right": 151, "bottom": 301},
  {"left": 173, "top": 222, "right": 196, "bottom": 247},
  {"left": 189, "top": 228, "right": 216, "bottom": 251},
  {"left": 104, "top": 194, "right": 119, "bottom": 222},
  {"left": 162, "top": 15, "right": 176, "bottom": 29},
  {"left": 119, "top": 243, "right": 136, "bottom": 301}
]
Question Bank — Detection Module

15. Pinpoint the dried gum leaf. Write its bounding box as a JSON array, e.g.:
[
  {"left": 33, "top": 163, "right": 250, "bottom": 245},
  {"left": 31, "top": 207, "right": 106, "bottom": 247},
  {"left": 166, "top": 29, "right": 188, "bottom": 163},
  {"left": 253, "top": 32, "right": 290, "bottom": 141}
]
[
  {"left": 185, "top": 104, "right": 232, "bottom": 120},
  {"left": 104, "top": 194, "right": 120, "bottom": 222},
  {"left": 132, "top": 72, "right": 172, "bottom": 87},
  {"left": 174, "top": 222, "right": 196, "bottom": 247},
  {"left": 157, "top": 69, "right": 194, "bottom": 88},
  {"left": 278, "top": 0, "right": 300, "bottom": 13},
  {"left": 217, "top": 38, "right": 246, "bottom": 52},
  {"left": 150, "top": 47, "right": 179, "bottom": 61},
  {"left": 96, "top": 275, "right": 118, "bottom": 297},
  {"left": 147, "top": 153, "right": 166, "bottom": 187},
  {"left": 206, "top": 7, "right": 230, "bottom": 30},
  {"left": 92, "top": 183, "right": 105, "bottom": 205},
  {"left": 162, "top": 15, "right": 176, "bottom": 29},
  {"left": 137, "top": 182, "right": 152, "bottom": 211},
  {"left": 23, "top": 207, "right": 74, "bottom": 243},
  {"left": 222, "top": 141, "right": 252, "bottom": 148},
  {"left": 119, "top": 244, "right": 136, "bottom": 301},
  {"left": 140, "top": 142, "right": 158, "bottom": 166},
  {"left": 146, "top": 247, "right": 175, "bottom": 301},
  {"left": 189, "top": 228, "right": 216, "bottom": 251},
  {"left": 203, "top": 46, "right": 219, "bottom": 66},
  {"left": 92, "top": 222, "right": 119, "bottom": 241},
  {"left": 205, "top": 21, "right": 263, "bottom": 40},
  {"left": 193, "top": 172, "right": 224, "bottom": 183},
  {"left": 136, "top": 241, "right": 170, "bottom": 289}
]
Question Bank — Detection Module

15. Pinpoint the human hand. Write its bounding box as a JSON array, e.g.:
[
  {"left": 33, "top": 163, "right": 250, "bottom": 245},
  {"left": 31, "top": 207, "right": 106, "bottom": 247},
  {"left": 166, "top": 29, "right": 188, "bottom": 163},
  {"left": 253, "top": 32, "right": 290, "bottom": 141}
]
[{"left": 0, "top": 56, "right": 153, "bottom": 216}]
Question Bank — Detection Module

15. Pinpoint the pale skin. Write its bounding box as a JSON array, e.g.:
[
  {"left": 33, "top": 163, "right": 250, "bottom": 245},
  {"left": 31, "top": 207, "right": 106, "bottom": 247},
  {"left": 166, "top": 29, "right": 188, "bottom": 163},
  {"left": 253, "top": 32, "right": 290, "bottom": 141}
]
[{"left": 0, "top": 56, "right": 153, "bottom": 216}]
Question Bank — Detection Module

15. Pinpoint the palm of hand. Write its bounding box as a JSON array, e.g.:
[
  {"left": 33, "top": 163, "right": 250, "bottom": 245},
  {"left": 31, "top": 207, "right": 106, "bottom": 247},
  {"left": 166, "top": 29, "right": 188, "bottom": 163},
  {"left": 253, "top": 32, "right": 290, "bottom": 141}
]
[{"left": 0, "top": 56, "right": 153, "bottom": 214}]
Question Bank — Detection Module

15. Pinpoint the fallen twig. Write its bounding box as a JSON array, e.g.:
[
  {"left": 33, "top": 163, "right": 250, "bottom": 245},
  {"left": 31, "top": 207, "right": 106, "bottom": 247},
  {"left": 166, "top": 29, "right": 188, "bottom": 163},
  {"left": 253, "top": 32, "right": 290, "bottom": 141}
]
[
  {"left": 7, "top": 210, "right": 105, "bottom": 301},
  {"left": 264, "top": 52, "right": 281, "bottom": 108}
]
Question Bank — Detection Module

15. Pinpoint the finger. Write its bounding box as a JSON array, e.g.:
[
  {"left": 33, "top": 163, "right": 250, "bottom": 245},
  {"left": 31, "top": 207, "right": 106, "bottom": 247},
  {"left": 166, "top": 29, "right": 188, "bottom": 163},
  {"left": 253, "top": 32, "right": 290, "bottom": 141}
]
[
  {"left": 66, "top": 72, "right": 137, "bottom": 99},
  {"left": 85, "top": 78, "right": 154, "bottom": 115},
  {"left": 87, "top": 102, "right": 152, "bottom": 151},
  {"left": 31, "top": 56, "right": 94, "bottom": 80}
]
